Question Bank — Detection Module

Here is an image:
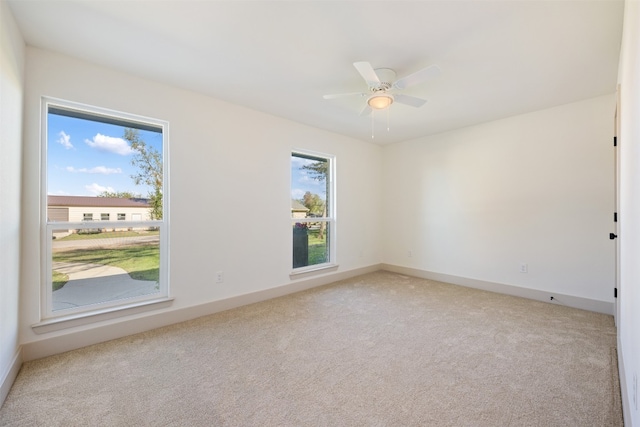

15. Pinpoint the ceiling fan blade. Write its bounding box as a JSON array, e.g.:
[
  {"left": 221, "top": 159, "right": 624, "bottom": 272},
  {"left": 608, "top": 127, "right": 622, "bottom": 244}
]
[
  {"left": 394, "top": 93, "right": 428, "bottom": 108},
  {"left": 323, "top": 92, "right": 366, "bottom": 99},
  {"left": 353, "top": 61, "right": 380, "bottom": 85},
  {"left": 359, "top": 104, "right": 372, "bottom": 116},
  {"left": 393, "top": 64, "right": 441, "bottom": 90}
]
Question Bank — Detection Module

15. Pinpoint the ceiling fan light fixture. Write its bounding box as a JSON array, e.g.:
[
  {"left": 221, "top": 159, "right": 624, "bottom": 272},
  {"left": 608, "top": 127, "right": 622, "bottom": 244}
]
[{"left": 368, "top": 94, "right": 394, "bottom": 110}]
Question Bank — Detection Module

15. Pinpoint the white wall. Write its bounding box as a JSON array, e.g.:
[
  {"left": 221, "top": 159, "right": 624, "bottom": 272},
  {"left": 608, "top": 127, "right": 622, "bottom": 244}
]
[
  {"left": 0, "top": 0, "right": 24, "bottom": 405},
  {"left": 382, "top": 94, "right": 616, "bottom": 305},
  {"left": 617, "top": 1, "right": 640, "bottom": 425},
  {"left": 19, "top": 47, "right": 382, "bottom": 352},
  {"left": 3, "top": 7, "right": 632, "bottom": 419}
]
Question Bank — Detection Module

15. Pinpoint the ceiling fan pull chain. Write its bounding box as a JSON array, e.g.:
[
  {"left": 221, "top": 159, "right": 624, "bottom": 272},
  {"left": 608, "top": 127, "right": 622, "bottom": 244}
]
[
  {"left": 371, "top": 109, "right": 375, "bottom": 139},
  {"left": 387, "top": 106, "right": 390, "bottom": 132}
]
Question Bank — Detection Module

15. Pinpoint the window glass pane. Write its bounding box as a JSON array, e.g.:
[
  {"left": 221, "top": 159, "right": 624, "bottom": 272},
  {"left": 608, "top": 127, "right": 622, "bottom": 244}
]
[
  {"left": 47, "top": 108, "right": 163, "bottom": 212},
  {"left": 291, "top": 154, "right": 328, "bottom": 219},
  {"left": 51, "top": 227, "right": 160, "bottom": 311},
  {"left": 44, "top": 100, "right": 167, "bottom": 318},
  {"left": 291, "top": 151, "right": 332, "bottom": 270},
  {"left": 292, "top": 221, "right": 330, "bottom": 268}
]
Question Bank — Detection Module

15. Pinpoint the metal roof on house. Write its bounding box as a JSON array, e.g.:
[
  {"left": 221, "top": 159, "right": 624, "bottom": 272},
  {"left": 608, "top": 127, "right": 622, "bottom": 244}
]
[
  {"left": 48, "top": 196, "right": 150, "bottom": 208},
  {"left": 291, "top": 200, "right": 309, "bottom": 212}
]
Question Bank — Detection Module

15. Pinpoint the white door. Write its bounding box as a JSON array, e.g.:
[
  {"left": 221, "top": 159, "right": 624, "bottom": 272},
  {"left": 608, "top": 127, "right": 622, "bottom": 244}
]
[{"left": 613, "top": 85, "right": 621, "bottom": 326}]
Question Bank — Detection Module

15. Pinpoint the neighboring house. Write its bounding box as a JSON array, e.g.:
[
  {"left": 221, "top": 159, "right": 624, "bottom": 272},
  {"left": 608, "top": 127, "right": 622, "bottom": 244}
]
[
  {"left": 291, "top": 200, "right": 309, "bottom": 219},
  {"left": 48, "top": 195, "right": 152, "bottom": 235}
]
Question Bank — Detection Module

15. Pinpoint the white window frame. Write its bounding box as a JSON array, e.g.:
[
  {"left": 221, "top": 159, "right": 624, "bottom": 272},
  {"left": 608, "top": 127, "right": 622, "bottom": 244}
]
[
  {"left": 39, "top": 97, "right": 171, "bottom": 326},
  {"left": 290, "top": 149, "right": 337, "bottom": 276}
]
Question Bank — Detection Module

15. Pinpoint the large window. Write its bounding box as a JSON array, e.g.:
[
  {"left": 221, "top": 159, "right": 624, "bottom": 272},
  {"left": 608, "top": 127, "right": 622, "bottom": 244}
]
[
  {"left": 42, "top": 98, "right": 169, "bottom": 321},
  {"left": 291, "top": 150, "right": 335, "bottom": 271}
]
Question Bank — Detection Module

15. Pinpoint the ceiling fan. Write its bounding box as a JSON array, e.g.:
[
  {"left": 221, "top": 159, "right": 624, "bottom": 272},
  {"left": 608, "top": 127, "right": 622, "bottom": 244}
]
[{"left": 323, "top": 61, "right": 441, "bottom": 115}]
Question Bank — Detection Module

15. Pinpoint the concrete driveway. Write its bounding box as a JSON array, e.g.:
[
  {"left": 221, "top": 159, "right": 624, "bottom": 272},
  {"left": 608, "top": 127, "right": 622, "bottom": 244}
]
[{"left": 52, "top": 261, "right": 158, "bottom": 311}]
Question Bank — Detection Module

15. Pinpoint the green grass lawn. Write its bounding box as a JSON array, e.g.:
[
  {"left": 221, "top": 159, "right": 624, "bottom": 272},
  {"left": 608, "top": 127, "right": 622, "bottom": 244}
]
[
  {"left": 307, "top": 229, "right": 328, "bottom": 265},
  {"left": 55, "top": 230, "right": 159, "bottom": 241},
  {"left": 52, "top": 270, "right": 69, "bottom": 291},
  {"left": 308, "top": 230, "right": 324, "bottom": 245},
  {"left": 309, "top": 244, "right": 327, "bottom": 265},
  {"left": 52, "top": 243, "right": 159, "bottom": 290}
]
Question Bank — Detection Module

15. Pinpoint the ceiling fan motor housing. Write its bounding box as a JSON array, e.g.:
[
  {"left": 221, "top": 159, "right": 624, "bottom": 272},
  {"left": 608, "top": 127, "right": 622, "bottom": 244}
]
[{"left": 370, "top": 68, "right": 396, "bottom": 92}]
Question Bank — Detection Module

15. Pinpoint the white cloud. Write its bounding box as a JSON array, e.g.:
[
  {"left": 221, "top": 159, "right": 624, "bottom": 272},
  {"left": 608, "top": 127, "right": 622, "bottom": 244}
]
[
  {"left": 291, "top": 189, "right": 306, "bottom": 199},
  {"left": 57, "top": 131, "right": 73, "bottom": 149},
  {"left": 85, "top": 183, "right": 115, "bottom": 195},
  {"left": 291, "top": 156, "right": 316, "bottom": 167},
  {"left": 66, "top": 166, "right": 122, "bottom": 175},
  {"left": 85, "top": 134, "right": 133, "bottom": 155},
  {"left": 298, "top": 174, "right": 323, "bottom": 186},
  {"left": 291, "top": 157, "right": 306, "bottom": 167},
  {"left": 296, "top": 171, "right": 324, "bottom": 187}
]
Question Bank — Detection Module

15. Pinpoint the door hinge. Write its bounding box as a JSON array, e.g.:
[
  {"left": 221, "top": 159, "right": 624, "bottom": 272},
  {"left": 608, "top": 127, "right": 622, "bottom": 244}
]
[
  {"left": 610, "top": 233, "right": 618, "bottom": 240},
  {"left": 614, "top": 212, "right": 618, "bottom": 222},
  {"left": 614, "top": 136, "right": 617, "bottom": 147},
  {"left": 615, "top": 287, "right": 618, "bottom": 298}
]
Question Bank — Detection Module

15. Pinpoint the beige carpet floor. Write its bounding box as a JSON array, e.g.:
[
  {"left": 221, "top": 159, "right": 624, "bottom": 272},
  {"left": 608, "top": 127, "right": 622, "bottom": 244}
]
[{"left": 0, "top": 271, "right": 622, "bottom": 426}]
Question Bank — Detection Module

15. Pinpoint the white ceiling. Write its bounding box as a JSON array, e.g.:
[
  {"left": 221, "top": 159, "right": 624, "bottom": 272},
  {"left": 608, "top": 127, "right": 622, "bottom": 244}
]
[{"left": 7, "top": 0, "right": 624, "bottom": 145}]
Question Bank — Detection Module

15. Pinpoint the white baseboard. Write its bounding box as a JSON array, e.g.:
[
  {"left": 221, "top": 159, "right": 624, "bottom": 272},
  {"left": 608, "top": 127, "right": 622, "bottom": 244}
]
[
  {"left": 0, "top": 347, "right": 22, "bottom": 409},
  {"left": 21, "top": 264, "right": 382, "bottom": 362},
  {"left": 381, "top": 264, "right": 614, "bottom": 315}
]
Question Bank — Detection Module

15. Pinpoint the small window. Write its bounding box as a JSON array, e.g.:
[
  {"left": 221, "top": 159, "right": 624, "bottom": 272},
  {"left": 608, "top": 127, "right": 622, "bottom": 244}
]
[
  {"left": 291, "top": 150, "right": 335, "bottom": 271},
  {"left": 83, "top": 213, "right": 93, "bottom": 221},
  {"left": 117, "top": 213, "right": 126, "bottom": 220},
  {"left": 101, "top": 213, "right": 110, "bottom": 221}
]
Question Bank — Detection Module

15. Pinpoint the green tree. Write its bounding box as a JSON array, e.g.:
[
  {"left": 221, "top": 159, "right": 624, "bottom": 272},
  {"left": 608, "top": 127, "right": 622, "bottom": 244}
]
[
  {"left": 302, "top": 191, "right": 325, "bottom": 216},
  {"left": 125, "top": 128, "right": 163, "bottom": 220},
  {"left": 300, "top": 160, "right": 328, "bottom": 239},
  {"left": 300, "top": 161, "right": 328, "bottom": 182}
]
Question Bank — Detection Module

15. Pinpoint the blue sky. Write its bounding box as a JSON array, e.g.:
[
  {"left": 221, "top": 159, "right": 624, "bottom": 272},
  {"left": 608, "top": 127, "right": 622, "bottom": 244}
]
[
  {"left": 290, "top": 155, "right": 327, "bottom": 202},
  {"left": 47, "top": 113, "right": 162, "bottom": 197},
  {"left": 49, "top": 111, "right": 322, "bottom": 202}
]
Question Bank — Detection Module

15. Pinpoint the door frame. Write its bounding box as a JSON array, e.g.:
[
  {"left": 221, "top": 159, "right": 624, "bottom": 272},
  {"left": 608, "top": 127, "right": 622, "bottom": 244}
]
[{"left": 614, "top": 84, "right": 621, "bottom": 326}]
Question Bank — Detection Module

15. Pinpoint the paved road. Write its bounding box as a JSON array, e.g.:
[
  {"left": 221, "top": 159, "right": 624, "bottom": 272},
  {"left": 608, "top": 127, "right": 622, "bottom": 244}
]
[
  {"left": 52, "top": 262, "right": 158, "bottom": 311},
  {"left": 52, "top": 234, "right": 159, "bottom": 250}
]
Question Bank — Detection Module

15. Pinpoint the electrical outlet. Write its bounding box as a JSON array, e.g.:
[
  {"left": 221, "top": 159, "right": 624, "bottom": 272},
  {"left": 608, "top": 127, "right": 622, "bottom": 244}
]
[
  {"left": 215, "top": 271, "right": 224, "bottom": 283},
  {"left": 519, "top": 263, "right": 528, "bottom": 273}
]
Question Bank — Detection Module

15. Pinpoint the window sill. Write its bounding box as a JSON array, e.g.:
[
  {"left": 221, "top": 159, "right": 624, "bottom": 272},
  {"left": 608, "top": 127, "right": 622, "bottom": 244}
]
[
  {"left": 290, "top": 263, "right": 339, "bottom": 279},
  {"left": 32, "top": 297, "right": 174, "bottom": 334}
]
